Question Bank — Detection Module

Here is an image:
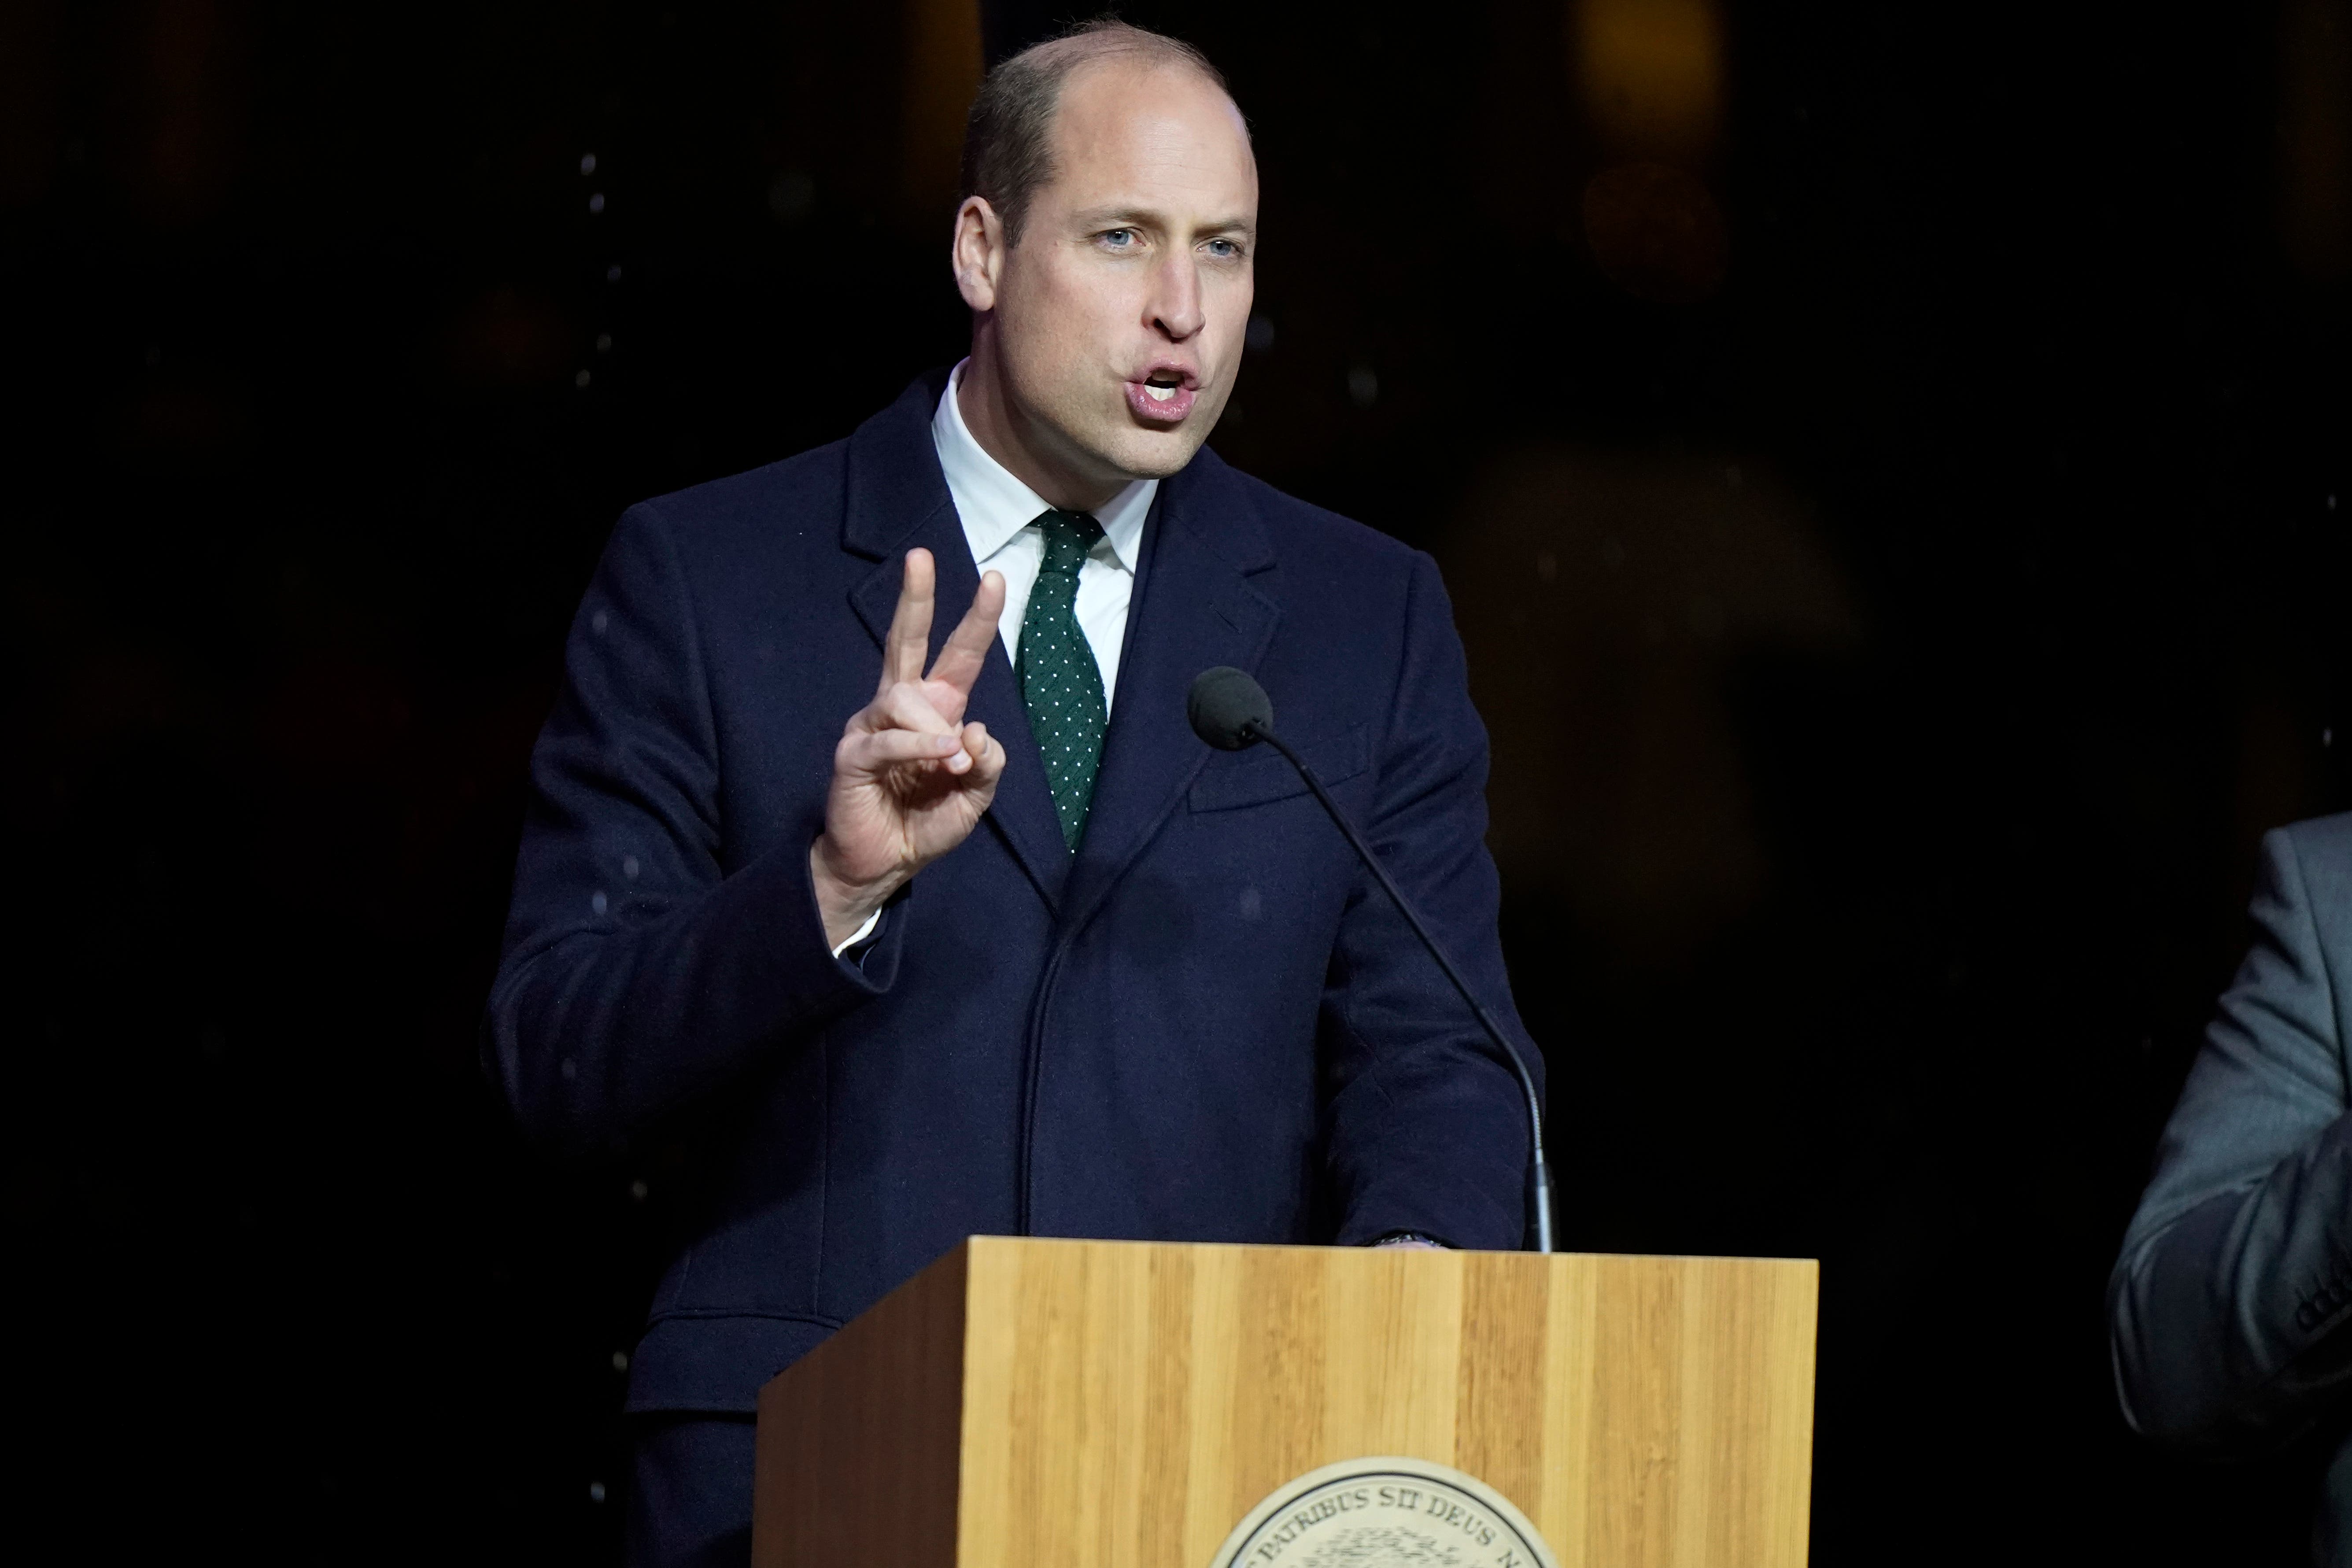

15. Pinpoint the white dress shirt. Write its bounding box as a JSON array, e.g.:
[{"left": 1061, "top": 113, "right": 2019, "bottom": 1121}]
[
  {"left": 931, "top": 358, "right": 1155, "bottom": 712},
  {"left": 832, "top": 364, "right": 1156, "bottom": 957}
]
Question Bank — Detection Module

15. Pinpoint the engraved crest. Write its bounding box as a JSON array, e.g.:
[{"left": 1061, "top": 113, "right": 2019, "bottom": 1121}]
[{"left": 1210, "top": 1457, "right": 1558, "bottom": 1568}]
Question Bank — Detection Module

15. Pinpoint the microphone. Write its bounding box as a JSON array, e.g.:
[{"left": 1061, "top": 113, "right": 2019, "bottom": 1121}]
[{"left": 1187, "top": 666, "right": 1555, "bottom": 1254}]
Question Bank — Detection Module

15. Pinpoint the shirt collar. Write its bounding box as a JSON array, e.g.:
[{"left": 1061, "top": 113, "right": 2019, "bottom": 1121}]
[{"left": 931, "top": 358, "right": 1154, "bottom": 572}]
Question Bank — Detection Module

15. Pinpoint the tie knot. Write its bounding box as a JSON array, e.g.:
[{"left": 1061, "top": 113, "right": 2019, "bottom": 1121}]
[{"left": 1036, "top": 509, "right": 1104, "bottom": 576}]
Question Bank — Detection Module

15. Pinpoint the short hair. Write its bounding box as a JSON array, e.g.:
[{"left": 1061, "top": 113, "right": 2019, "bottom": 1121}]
[{"left": 958, "top": 18, "right": 1237, "bottom": 246}]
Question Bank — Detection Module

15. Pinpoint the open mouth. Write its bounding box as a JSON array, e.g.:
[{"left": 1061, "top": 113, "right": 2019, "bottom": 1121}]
[{"left": 1124, "top": 369, "right": 1199, "bottom": 424}]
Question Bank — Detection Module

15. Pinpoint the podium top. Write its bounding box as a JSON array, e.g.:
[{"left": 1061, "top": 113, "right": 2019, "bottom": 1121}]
[{"left": 757, "top": 1237, "right": 1818, "bottom": 1568}]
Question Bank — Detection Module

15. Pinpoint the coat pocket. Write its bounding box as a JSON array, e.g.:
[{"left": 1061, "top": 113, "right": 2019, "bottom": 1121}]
[{"left": 1187, "top": 724, "right": 1372, "bottom": 813}]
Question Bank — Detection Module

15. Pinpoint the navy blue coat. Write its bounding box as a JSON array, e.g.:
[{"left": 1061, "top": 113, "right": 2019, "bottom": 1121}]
[{"left": 486, "top": 373, "right": 1540, "bottom": 1414}]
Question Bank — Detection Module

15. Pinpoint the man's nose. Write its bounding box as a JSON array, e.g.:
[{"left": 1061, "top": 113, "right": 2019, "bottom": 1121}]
[{"left": 1148, "top": 255, "right": 1205, "bottom": 342}]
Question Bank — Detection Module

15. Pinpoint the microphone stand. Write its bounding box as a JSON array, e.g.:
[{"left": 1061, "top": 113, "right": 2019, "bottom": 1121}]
[{"left": 1244, "top": 720, "right": 1555, "bottom": 1254}]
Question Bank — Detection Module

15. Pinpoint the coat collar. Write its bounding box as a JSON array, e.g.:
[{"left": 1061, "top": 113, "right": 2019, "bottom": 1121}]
[
  {"left": 844, "top": 372, "right": 1076, "bottom": 908},
  {"left": 842, "top": 369, "right": 957, "bottom": 561},
  {"left": 841, "top": 373, "right": 1281, "bottom": 921}
]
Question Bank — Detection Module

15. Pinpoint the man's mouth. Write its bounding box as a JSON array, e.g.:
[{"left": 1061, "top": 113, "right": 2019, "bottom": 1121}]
[{"left": 1124, "top": 369, "right": 1198, "bottom": 425}]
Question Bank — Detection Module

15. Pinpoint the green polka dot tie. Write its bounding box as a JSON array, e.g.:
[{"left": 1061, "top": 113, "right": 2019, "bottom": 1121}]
[{"left": 1017, "top": 508, "right": 1108, "bottom": 851}]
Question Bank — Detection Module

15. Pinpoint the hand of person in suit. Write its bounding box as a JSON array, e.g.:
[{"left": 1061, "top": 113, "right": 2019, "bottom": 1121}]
[{"left": 811, "top": 548, "right": 1010, "bottom": 948}]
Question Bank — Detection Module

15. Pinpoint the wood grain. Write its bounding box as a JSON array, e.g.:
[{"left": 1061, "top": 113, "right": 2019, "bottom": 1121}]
[
  {"left": 751, "top": 1243, "right": 968, "bottom": 1568},
  {"left": 755, "top": 1238, "right": 1817, "bottom": 1568}
]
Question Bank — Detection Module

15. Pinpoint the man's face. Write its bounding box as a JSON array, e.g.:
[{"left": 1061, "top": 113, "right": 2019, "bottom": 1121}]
[{"left": 984, "top": 60, "right": 1258, "bottom": 483}]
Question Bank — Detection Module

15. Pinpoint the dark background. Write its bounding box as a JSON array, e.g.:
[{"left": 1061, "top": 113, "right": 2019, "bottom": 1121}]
[{"left": 5, "top": 0, "right": 2347, "bottom": 1561}]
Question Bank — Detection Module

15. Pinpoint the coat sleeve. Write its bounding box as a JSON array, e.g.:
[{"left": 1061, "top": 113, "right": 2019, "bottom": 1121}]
[
  {"left": 482, "top": 502, "right": 903, "bottom": 1161},
  {"left": 1318, "top": 550, "right": 1542, "bottom": 1251},
  {"left": 2110, "top": 822, "right": 2352, "bottom": 1450}
]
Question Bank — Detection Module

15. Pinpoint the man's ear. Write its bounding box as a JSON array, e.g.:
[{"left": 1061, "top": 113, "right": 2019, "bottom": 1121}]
[{"left": 951, "top": 197, "right": 1005, "bottom": 313}]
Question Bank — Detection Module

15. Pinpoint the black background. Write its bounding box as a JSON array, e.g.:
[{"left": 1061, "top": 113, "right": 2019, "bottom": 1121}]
[{"left": 5, "top": 0, "right": 2348, "bottom": 1561}]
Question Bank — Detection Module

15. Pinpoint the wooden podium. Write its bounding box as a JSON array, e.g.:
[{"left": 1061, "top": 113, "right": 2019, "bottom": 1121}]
[{"left": 753, "top": 1237, "right": 1817, "bottom": 1568}]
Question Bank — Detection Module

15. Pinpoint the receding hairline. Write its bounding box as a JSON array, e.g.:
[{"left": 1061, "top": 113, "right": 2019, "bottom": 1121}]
[
  {"left": 1016, "top": 40, "right": 1254, "bottom": 221},
  {"left": 1010, "top": 22, "right": 1240, "bottom": 111},
  {"left": 960, "top": 20, "right": 1249, "bottom": 245},
  {"left": 1042, "top": 51, "right": 1254, "bottom": 155}
]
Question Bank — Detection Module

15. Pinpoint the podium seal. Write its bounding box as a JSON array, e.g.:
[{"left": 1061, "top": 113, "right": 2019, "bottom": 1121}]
[{"left": 1210, "top": 1456, "right": 1559, "bottom": 1568}]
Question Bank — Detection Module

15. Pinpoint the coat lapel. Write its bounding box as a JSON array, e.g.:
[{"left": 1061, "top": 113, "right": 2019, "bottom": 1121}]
[
  {"left": 842, "top": 376, "right": 1073, "bottom": 910},
  {"left": 1062, "top": 448, "right": 1281, "bottom": 930}
]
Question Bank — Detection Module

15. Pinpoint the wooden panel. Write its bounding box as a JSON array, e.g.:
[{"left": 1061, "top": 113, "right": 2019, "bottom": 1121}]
[
  {"left": 948, "top": 1237, "right": 1816, "bottom": 1568},
  {"left": 752, "top": 1243, "right": 971, "bottom": 1568},
  {"left": 1454, "top": 1248, "right": 1554, "bottom": 1517}
]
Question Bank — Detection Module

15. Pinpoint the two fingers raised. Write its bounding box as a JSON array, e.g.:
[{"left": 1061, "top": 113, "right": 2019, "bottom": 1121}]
[{"left": 877, "top": 549, "right": 1004, "bottom": 717}]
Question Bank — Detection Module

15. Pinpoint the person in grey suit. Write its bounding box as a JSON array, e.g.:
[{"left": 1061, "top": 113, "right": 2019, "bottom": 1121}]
[{"left": 2113, "top": 812, "right": 2352, "bottom": 1562}]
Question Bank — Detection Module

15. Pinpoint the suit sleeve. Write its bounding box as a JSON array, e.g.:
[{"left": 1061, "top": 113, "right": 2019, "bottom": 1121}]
[
  {"left": 482, "top": 502, "right": 903, "bottom": 1161},
  {"left": 1319, "top": 551, "right": 1541, "bottom": 1251},
  {"left": 2111, "top": 824, "right": 2352, "bottom": 1450}
]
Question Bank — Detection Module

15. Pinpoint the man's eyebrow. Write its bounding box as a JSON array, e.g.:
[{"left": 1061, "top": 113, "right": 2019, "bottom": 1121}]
[{"left": 1068, "top": 205, "right": 1256, "bottom": 237}]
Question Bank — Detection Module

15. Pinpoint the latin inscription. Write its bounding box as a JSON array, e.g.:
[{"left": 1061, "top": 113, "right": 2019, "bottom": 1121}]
[{"left": 1210, "top": 1459, "right": 1557, "bottom": 1568}]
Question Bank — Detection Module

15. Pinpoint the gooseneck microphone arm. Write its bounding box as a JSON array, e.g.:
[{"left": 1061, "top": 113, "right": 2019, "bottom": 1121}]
[{"left": 1187, "top": 667, "right": 1554, "bottom": 1253}]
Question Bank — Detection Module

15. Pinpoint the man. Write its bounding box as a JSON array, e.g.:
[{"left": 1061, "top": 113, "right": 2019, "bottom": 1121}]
[
  {"left": 487, "top": 21, "right": 1537, "bottom": 1566},
  {"left": 2112, "top": 813, "right": 2352, "bottom": 1563}
]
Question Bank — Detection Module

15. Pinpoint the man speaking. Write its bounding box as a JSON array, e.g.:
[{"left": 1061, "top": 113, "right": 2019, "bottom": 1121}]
[{"left": 486, "top": 20, "right": 1539, "bottom": 1565}]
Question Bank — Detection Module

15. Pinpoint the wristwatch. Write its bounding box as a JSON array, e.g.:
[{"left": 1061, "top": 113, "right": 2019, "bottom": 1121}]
[{"left": 1371, "top": 1229, "right": 1450, "bottom": 1249}]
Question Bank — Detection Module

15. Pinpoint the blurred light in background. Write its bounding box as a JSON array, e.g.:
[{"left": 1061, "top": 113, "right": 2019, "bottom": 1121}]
[
  {"left": 2280, "top": 0, "right": 2351, "bottom": 282},
  {"left": 901, "top": 0, "right": 985, "bottom": 226},
  {"left": 1572, "top": 0, "right": 1723, "bottom": 160},
  {"left": 1570, "top": 0, "right": 1729, "bottom": 303},
  {"left": 1581, "top": 161, "right": 1727, "bottom": 303},
  {"left": 132, "top": 0, "right": 244, "bottom": 224}
]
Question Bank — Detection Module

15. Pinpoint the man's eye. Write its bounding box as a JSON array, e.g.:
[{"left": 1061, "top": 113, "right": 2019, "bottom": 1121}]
[
  {"left": 1207, "top": 239, "right": 1241, "bottom": 258},
  {"left": 1102, "top": 229, "right": 1136, "bottom": 247}
]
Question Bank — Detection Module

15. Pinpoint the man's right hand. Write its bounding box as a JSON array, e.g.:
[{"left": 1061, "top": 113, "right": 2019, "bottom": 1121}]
[{"left": 811, "top": 548, "right": 1009, "bottom": 950}]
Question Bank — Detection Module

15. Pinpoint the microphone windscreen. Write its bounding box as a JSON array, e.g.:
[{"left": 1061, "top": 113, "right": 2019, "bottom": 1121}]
[{"left": 1187, "top": 667, "right": 1274, "bottom": 751}]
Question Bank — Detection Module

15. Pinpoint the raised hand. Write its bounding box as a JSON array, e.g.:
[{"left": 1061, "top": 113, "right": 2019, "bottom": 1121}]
[{"left": 810, "top": 549, "right": 1009, "bottom": 948}]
